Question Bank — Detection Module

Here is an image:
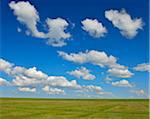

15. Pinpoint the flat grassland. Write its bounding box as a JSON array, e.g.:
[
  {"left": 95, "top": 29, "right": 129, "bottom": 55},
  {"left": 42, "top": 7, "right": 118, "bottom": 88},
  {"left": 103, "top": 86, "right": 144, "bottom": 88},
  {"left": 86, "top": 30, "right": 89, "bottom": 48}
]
[{"left": 0, "top": 98, "right": 149, "bottom": 119}]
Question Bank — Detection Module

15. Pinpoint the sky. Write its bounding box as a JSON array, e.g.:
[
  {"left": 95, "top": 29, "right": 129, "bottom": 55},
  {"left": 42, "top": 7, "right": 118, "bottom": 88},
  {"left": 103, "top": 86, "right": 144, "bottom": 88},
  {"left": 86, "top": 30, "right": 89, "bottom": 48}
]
[{"left": 0, "top": 0, "right": 149, "bottom": 98}]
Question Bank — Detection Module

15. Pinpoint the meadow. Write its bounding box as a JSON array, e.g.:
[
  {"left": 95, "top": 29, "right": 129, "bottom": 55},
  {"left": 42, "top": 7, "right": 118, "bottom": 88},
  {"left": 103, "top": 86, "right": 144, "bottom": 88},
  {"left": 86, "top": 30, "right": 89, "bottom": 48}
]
[{"left": 0, "top": 98, "right": 149, "bottom": 119}]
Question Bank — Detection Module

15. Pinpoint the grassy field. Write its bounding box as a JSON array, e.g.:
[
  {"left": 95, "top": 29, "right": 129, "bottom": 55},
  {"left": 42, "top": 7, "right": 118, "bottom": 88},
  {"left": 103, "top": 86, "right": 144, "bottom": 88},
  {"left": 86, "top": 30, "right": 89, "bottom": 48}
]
[{"left": 0, "top": 98, "right": 149, "bottom": 119}]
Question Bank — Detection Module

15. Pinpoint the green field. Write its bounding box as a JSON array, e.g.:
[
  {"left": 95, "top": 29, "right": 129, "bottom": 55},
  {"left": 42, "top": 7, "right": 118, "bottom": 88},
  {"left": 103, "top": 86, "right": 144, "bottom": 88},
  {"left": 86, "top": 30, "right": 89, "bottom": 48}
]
[{"left": 0, "top": 98, "right": 149, "bottom": 119}]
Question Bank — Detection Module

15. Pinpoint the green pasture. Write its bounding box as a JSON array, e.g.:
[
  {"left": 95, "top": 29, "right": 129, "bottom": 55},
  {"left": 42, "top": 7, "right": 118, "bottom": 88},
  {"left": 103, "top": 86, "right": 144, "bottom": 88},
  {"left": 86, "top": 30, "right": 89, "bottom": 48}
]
[{"left": 0, "top": 98, "right": 149, "bottom": 119}]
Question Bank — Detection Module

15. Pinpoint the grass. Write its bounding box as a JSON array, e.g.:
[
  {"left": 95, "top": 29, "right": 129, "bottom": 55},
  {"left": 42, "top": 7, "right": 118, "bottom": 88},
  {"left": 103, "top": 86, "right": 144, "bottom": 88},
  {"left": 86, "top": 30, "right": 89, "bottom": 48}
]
[{"left": 0, "top": 98, "right": 149, "bottom": 119}]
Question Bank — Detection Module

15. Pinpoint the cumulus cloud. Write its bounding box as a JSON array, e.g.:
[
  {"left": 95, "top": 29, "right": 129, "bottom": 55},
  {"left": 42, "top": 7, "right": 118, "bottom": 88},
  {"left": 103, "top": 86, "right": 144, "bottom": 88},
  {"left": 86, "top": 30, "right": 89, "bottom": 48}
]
[
  {"left": 104, "top": 76, "right": 112, "bottom": 84},
  {"left": 11, "top": 69, "right": 79, "bottom": 88},
  {"left": 68, "top": 67, "right": 96, "bottom": 80},
  {"left": 77, "top": 85, "right": 112, "bottom": 96},
  {"left": 108, "top": 68, "right": 133, "bottom": 78},
  {"left": 0, "top": 59, "right": 13, "bottom": 74},
  {"left": 111, "top": 80, "right": 132, "bottom": 87},
  {"left": 0, "top": 78, "right": 10, "bottom": 86},
  {"left": 12, "top": 75, "right": 42, "bottom": 86},
  {"left": 133, "top": 63, "right": 150, "bottom": 72},
  {"left": 0, "top": 60, "right": 45, "bottom": 87},
  {"left": 0, "top": 58, "right": 105, "bottom": 95},
  {"left": 45, "top": 76, "right": 80, "bottom": 88},
  {"left": 9, "top": 1, "right": 45, "bottom": 38},
  {"left": 130, "top": 89, "right": 145, "bottom": 96},
  {"left": 105, "top": 9, "right": 143, "bottom": 39},
  {"left": 58, "top": 50, "right": 133, "bottom": 78},
  {"left": 0, "top": 59, "right": 79, "bottom": 88},
  {"left": 9, "top": 1, "right": 71, "bottom": 47},
  {"left": 45, "top": 18, "right": 71, "bottom": 47},
  {"left": 42, "top": 85, "right": 64, "bottom": 94},
  {"left": 58, "top": 50, "right": 117, "bottom": 67},
  {"left": 82, "top": 85, "right": 102, "bottom": 92},
  {"left": 10, "top": 66, "right": 48, "bottom": 80},
  {"left": 18, "top": 87, "right": 36, "bottom": 92},
  {"left": 24, "top": 67, "right": 48, "bottom": 79},
  {"left": 81, "top": 18, "right": 107, "bottom": 38},
  {"left": 104, "top": 76, "right": 112, "bottom": 81}
]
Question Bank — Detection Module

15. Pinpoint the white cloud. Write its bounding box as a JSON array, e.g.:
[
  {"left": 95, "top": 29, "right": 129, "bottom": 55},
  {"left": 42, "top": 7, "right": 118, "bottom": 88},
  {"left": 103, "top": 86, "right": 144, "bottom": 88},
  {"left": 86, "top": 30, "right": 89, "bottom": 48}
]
[
  {"left": 77, "top": 85, "right": 112, "bottom": 96},
  {"left": 18, "top": 87, "right": 36, "bottom": 92},
  {"left": 104, "top": 76, "right": 112, "bottom": 84},
  {"left": 10, "top": 66, "right": 48, "bottom": 86},
  {"left": 11, "top": 66, "right": 26, "bottom": 75},
  {"left": 0, "top": 59, "right": 13, "bottom": 74},
  {"left": 81, "top": 18, "right": 107, "bottom": 38},
  {"left": 11, "top": 72, "right": 80, "bottom": 88},
  {"left": 130, "top": 89, "right": 145, "bottom": 96},
  {"left": 42, "top": 85, "right": 64, "bottom": 94},
  {"left": 133, "top": 63, "right": 150, "bottom": 72},
  {"left": 58, "top": 51, "right": 88, "bottom": 64},
  {"left": 105, "top": 9, "right": 143, "bottom": 39},
  {"left": 0, "top": 78, "right": 10, "bottom": 86},
  {"left": 9, "top": 1, "right": 45, "bottom": 38},
  {"left": 24, "top": 67, "right": 48, "bottom": 79},
  {"left": 111, "top": 80, "right": 132, "bottom": 87},
  {"left": 82, "top": 85, "right": 102, "bottom": 93},
  {"left": 0, "top": 59, "right": 107, "bottom": 95},
  {"left": 12, "top": 75, "right": 42, "bottom": 86},
  {"left": 68, "top": 67, "right": 95, "bottom": 80},
  {"left": 58, "top": 50, "right": 117, "bottom": 67},
  {"left": 45, "top": 76, "right": 80, "bottom": 88},
  {"left": 108, "top": 68, "right": 133, "bottom": 78},
  {"left": 58, "top": 50, "right": 133, "bottom": 78},
  {"left": 9, "top": 1, "right": 71, "bottom": 47},
  {"left": 0, "top": 59, "right": 79, "bottom": 88},
  {"left": 97, "top": 91, "right": 113, "bottom": 95},
  {"left": 11, "top": 66, "right": 48, "bottom": 80},
  {"left": 46, "top": 18, "right": 71, "bottom": 47}
]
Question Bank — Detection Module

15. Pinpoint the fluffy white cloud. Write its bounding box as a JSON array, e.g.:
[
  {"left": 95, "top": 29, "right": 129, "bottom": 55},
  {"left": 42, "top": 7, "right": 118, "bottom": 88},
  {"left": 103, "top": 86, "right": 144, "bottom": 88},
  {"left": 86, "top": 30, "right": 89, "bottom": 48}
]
[
  {"left": 9, "top": 1, "right": 45, "bottom": 38},
  {"left": 76, "top": 85, "right": 106, "bottom": 95},
  {"left": 104, "top": 76, "right": 112, "bottom": 81},
  {"left": 42, "top": 85, "right": 64, "bottom": 94},
  {"left": 58, "top": 50, "right": 117, "bottom": 67},
  {"left": 11, "top": 71, "right": 79, "bottom": 88},
  {"left": 0, "top": 59, "right": 106, "bottom": 95},
  {"left": 68, "top": 67, "right": 95, "bottom": 80},
  {"left": 11, "top": 66, "right": 48, "bottom": 79},
  {"left": 0, "top": 59, "right": 79, "bottom": 88},
  {"left": 58, "top": 50, "right": 133, "bottom": 78},
  {"left": 82, "top": 85, "right": 102, "bottom": 93},
  {"left": 6, "top": 66, "right": 48, "bottom": 86},
  {"left": 133, "top": 63, "right": 150, "bottom": 72},
  {"left": 105, "top": 9, "right": 143, "bottom": 39},
  {"left": 46, "top": 18, "right": 71, "bottom": 47},
  {"left": 24, "top": 67, "right": 48, "bottom": 79},
  {"left": 18, "top": 87, "right": 36, "bottom": 92},
  {"left": 81, "top": 18, "right": 107, "bottom": 38},
  {"left": 111, "top": 80, "right": 132, "bottom": 87},
  {"left": 9, "top": 1, "right": 71, "bottom": 47},
  {"left": 11, "top": 74, "right": 80, "bottom": 89},
  {"left": 45, "top": 76, "right": 80, "bottom": 88},
  {"left": 108, "top": 68, "right": 133, "bottom": 78},
  {"left": 12, "top": 75, "right": 42, "bottom": 86},
  {"left": 0, "top": 59, "right": 13, "bottom": 74},
  {"left": 130, "top": 89, "right": 145, "bottom": 96},
  {"left": 0, "top": 78, "right": 10, "bottom": 86},
  {"left": 11, "top": 66, "right": 26, "bottom": 75}
]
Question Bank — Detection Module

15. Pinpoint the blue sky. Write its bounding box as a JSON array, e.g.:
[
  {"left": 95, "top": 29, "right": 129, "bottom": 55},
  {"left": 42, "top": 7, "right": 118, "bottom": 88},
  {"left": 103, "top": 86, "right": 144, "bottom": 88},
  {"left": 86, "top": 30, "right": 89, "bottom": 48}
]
[{"left": 0, "top": 0, "right": 149, "bottom": 98}]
